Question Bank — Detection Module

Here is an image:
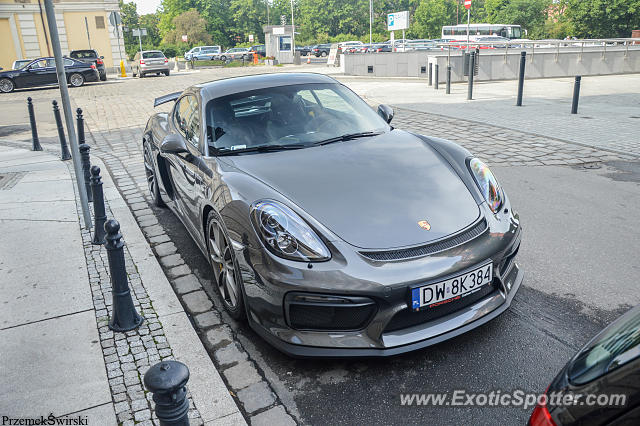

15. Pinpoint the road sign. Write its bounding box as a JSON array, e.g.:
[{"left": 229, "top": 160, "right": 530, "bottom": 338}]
[
  {"left": 108, "top": 11, "right": 121, "bottom": 26},
  {"left": 249, "top": 34, "right": 254, "bottom": 42},
  {"left": 387, "top": 11, "right": 409, "bottom": 31},
  {"left": 181, "top": 34, "right": 188, "bottom": 42},
  {"left": 464, "top": 0, "right": 472, "bottom": 9},
  {"left": 132, "top": 28, "right": 147, "bottom": 37}
]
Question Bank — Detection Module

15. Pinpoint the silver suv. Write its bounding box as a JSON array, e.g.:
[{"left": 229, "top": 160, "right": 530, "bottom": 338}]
[{"left": 132, "top": 51, "right": 169, "bottom": 78}]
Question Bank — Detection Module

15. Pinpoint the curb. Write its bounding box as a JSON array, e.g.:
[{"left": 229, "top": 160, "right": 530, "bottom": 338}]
[{"left": 96, "top": 157, "right": 246, "bottom": 425}]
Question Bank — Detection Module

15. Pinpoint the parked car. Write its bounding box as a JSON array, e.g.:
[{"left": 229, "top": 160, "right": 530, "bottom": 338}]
[
  {"left": 142, "top": 73, "right": 522, "bottom": 357},
  {"left": 0, "top": 57, "right": 99, "bottom": 93},
  {"left": 218, "top": 48, "right": 250, "bottom": 61},
  {"left": 339, "top": 40, "right": 364, "bottom": 51},
  {"left": 295, "top": 46, "right": 311, "bottom": 56},
  {"left": 184, "top": 46, "right": 221, "bottom": 61},
  {"left": 312, "top": 44, "right": 331, "bottom": 57},
  {"left": 475, "top": 36, "right": 511, "bottom": 49},
  {"left": 192, "top": 47, "right": 222, "bottom": 60},
  {"left": 248, "top": 45, "right": 266, "bottom": 58},
  {"left": 132, "top": 51, "right": 170, "bottom": 78},
  {"left": 529, "top": 304, "right": 640, "bottom": 425},
  {"left": 69, "top": 49, "right": 107, "bottom": 81},
  {"left": 12, "top": 59, "right": 33, "bottom": 70},
  {"left": 369, "top": 43, "right": 392, "bottom": 53},
  {"left": 405, "top": 40, "right": 437, "bottom": 51}
]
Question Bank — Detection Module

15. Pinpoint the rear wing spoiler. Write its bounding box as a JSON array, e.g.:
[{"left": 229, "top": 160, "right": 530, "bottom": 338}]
[{"left": 153, "top": 91, "right": 181, "bottom": 107}]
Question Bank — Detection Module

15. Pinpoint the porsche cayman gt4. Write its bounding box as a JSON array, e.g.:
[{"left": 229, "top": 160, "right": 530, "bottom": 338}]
[{"left": 143, "top": 73, "right": 523, "bottom": 357}]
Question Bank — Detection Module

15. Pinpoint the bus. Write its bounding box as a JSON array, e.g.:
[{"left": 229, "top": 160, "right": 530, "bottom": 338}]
[{"left": 441, "top": 24, "right": 525, "bottom": 41}]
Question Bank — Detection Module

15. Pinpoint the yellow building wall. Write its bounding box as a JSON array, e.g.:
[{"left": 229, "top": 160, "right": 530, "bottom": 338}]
[
  {"left": 14, "top": 13, "right": 26, "bottom": 59},
  {"left": 0, "top": 18, "right": 18, "bottom": 70},
  {"left": 34, "top": 11, "right": 52, "bottom": 57},
  {"left": 63, "top": 11, "right": 114, "bottom": 67}
]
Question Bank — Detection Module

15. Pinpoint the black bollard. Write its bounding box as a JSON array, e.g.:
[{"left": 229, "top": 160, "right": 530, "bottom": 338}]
[
  {"left": 434, "top": 64, "right": 439, "bottom": 90},
  {"left": 446, "top": 65, "right": 451, "bottom": 94},
  {"left": 467, "top": 52, "right": 475, "bottom": 100},
  {"left": 90, "top": 166, "right": 107, "bottom": 245},
  {"left": 76, "top": 108, "right": 85, "bottom": 145},
  {"left": 144, "top": 361, "right": 191, "bottom": 426},
  {"left": 79, "top": 144, "right": 93, "bottom": 202},
  {"left": 52, "top": 100, "right": 71, "bottom": 160},
  {"left": 105, "top": 219, "right": 144, "bottom": 332},
  {"left": 428, "top": 63, "right": 433, "bottom": 86},
  {"left": 571, "top": 75, "right": 581, "bottom": 114},
  {"left": 27, "top": 97, "right": 42, "bottom": 151},
  {"left": 516, "top": 51, "right": 526, "bottom": 106}
]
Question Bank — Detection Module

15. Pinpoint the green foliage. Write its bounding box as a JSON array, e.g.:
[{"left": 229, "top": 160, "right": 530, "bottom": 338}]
[
  {"left": 163, "top": 9, "right": 213, "bottom": 46},
  {"left": 484, "top": 0, "right": 551, "bottom": 38},
  {"left": 565, "top": 0, "right": 640, "bottom": 38},
  {"left": 410, "top": 0, "right": 457, "bottom": 39}
]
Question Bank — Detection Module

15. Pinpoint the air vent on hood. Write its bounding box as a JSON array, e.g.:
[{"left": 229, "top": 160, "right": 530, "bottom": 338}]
[{"left": 359, "top": 219, "right": 488, "bottom": 262}]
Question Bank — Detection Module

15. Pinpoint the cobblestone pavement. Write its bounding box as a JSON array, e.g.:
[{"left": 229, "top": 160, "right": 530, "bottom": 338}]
[{"left": 0, "top": 68, "right": 637, "bottom": 424}]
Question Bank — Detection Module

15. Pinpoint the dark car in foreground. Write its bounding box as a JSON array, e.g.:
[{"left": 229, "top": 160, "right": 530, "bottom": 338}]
[
  {"left": 69, "top": 49, "right": 107, "bottom": 81},
  {"left": 529, "top": 305, "right": 640, "bottom": 426},
  {"left": 142, "top": 73, "right": 522, "bottom": 357},
  {"left": 0, "top": 57, "right": 99, "bottom": 93}
]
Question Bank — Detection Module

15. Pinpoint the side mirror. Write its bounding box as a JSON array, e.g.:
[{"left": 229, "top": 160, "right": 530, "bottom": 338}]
[
  {"left": 161, "top": 134, "right": 188, "bottom": 154},
  {"left": 377, "top": 104, "right": 394, "bottom": 124}
]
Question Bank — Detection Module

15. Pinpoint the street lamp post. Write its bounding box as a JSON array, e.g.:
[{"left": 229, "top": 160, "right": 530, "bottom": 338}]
[
  {"left": 369, "top": 0, "right": 373, "bottom": 44},
  {"left": 290, "top": 0, "right": 295, "bottom": 53}
]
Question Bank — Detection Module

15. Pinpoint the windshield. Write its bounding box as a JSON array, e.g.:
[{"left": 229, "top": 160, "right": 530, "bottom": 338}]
[{"left": 205, "top": 83, "right": 389, "bottom": 154}]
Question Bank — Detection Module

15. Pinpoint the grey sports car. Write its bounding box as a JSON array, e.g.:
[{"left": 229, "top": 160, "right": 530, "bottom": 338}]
[{"left": 143, "top": 73, "right": 523, "bottom": 357}]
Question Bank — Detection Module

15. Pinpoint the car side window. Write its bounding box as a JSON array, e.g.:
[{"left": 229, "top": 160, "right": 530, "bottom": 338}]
[
  {"left": 28, "top": 60, "right": 47, "bottom": 69},
  {"left": 174, "top": 95, "right": 200, "bottom": 150}
]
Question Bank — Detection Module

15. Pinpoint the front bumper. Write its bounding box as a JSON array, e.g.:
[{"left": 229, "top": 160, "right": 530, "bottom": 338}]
[{"left": 233, "top": 201, "right": 523, "bottom": 357}]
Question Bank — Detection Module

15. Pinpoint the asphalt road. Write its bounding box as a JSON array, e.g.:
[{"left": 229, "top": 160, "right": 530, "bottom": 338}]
[{"left": 153, "top": 158, "right": 639, "bottom": 425}]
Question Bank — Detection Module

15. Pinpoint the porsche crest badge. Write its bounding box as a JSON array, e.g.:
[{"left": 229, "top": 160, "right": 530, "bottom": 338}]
[{"left": 418, "top": 220, "right": 431, "bottom": 231}]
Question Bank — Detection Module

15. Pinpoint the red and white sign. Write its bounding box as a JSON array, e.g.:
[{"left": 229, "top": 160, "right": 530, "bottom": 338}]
[
  {"left": 181, "top": 34, "right": 188, "bottom": 42},
  {"left": 464, "top": 0, "right": 472, "bottom": 9}
]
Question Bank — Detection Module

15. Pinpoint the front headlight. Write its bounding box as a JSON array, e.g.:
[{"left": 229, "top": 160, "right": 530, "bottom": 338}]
[
  {"left": 469, "top": 158, "right": 504, "bottom": 213},
  {"left": 250, "top": 200, "right": 331, "bottom": 262}
]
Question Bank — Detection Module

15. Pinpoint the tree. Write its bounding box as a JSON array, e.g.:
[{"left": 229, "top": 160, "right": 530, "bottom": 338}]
[
  {"left": 410, "top": 0, "right": 457, "bottom": 38},
  {"left": 565, "top": 0, "right": 640, "bottom": 38},
  {"left": 163, "top": 9, "right": 213, "bottom": 46},
  {"left": 484, "top": 0, "right": 550, "bottom": 38},
  {"left": 230, "top": 0, "right": 267, "bottom": 43}
]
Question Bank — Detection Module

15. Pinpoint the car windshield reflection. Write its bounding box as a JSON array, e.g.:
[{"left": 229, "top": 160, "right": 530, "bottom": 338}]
[{"left": 206, "top": 83, "right": 389, "bottom": 155}]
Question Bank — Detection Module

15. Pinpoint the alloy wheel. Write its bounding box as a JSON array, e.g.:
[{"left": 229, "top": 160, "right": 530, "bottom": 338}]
[
  {"left": 143, "top": 145, "right": 156, "bottom": 201},
  {"left": 208, "top": 219, "right": 240, "bottom": 311},
  {"left": 70, "top": 73, "right": 84, "bottom": 87},
  {"left": 0, "top": 79, "right": 14, "bottom": 93}
]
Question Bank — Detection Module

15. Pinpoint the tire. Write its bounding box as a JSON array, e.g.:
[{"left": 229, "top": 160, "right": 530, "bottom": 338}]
[
  {"left": 138, "top": 69, "right": 145, "bottom": 78},
  {"left": 143, "top": 142, "right": 165, "bottom": 207},
  {"left": 321, "top": 51, "right": 327, "bottom": 57},
  {"left": 220, "top": 55, "right": 226, "bottom": 61},
  {"left": 0, "top": 78, "right": 15, "bottom": 93},
  {"left": 164, "top": 70, "right": 170, "bottom": 76},
  {"left": 206, "top": 212, "right": 246, "bottom": 320},
  {"left": 69, "top": 73, "right": 85, "bottom": 87},
  {"left": 132, "top": 69, "right": 137, "bottom": 77},
  {"left": 99, "top": 73, "right": 107, "bottom": 82}
]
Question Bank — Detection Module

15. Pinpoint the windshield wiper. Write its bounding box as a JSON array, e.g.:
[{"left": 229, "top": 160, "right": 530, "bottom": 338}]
[
  {"left": 215, "top": 144, "right": 307, "bottom": 156},
  {"left": 313, "top": 131, "right": 383, "bottom": 146}
]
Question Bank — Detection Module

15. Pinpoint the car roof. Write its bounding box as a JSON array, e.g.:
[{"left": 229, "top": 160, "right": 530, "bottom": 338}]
[{"left": 196, "top": 73, "right": 338, "bottom": 100}]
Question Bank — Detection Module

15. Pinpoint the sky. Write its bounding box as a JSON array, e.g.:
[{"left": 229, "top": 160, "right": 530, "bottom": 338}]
[{"left": 127, "top": 0, "right": 162, "bottom": 15}]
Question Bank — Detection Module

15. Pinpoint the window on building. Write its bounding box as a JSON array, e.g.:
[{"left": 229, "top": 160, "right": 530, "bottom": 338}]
[
  {"left": 95, "top": 16, "right": 105, "bottom": 29},
  {"left": 279, "top": 36, "right": 291, "bottom": 52}
]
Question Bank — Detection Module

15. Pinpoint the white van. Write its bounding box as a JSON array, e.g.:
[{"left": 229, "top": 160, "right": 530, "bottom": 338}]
[{"left": 184, "top": 46, "right": 222, "bottom": 60}]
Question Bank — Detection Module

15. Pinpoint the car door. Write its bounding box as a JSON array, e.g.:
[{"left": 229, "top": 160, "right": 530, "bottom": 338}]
[
  {"left": 167, "top": 94, "right": 204, "bottom": 232},
  {"left": 19, "top": 59, "right": 53, "bottom": 87}
]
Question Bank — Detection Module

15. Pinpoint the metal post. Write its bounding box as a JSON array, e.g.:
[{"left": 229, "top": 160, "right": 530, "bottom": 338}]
[
  {"left": 90, "top": 166, "right": 107, "bottom": 245},
  {"left": 446, "top": 65, "right": 451, "bottom": 94},
  {"left": 434, "top": 64, "right": 439, "bottom": 90},
  {"left": 27, "top": 97, "right": 42, "bottom": 151},
  {"left": 571, "top": 75, "right": 581, "bottom": 114},
  {"left": 516, "top": 51, "right": 526, "bottom": 106},
  {"left": 76, "top": 108, "right": 85, "bottom": 145},
  {"left": 79, "top": 144, "right": 92, "bottom": 202},
  {"left": 467, "top": 52, "right": 475, "bottom": 100},
  {"left": 105, "top": 218, "right": 144, "bottom": 332},
  {"left": 428, "top": 63, "right": 433, "bottom": 86},
  {"left": 466, "top": 7, "right": 470, "bottom": 53},
  {"left": 369, "top": 0, "right": 372, "bottom": 45},
  {"left": 53, "top": 100, "right": 71, "bottom": 160},
  {"left": 44, "top": 0, "right": 92, "bottom": 228},
  {"left": 144, "top": 361, "right": 191, "bottom": 426}
]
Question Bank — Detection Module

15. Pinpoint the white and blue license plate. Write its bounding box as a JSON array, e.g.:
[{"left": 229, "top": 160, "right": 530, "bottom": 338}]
[{"left": 411, "top": 262, "right": 493, "bottom": 311}]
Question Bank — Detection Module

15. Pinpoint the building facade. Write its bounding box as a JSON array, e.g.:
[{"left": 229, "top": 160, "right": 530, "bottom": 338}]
[{"left": 0, "top": 0, "right": 125, "bottom": 71}]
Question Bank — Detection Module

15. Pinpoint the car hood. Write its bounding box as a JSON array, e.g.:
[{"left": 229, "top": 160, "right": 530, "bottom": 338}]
[{"left": 223, "top": 130, "right": 480, "bottom": 249}]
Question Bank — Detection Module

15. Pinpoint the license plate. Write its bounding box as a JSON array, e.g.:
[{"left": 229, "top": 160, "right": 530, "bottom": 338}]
[{"left": 411, "top": 262, "right": 493, "bottom": 311}]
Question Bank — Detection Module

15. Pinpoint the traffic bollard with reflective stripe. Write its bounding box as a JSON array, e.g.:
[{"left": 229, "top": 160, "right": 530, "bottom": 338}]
[
  {"left": 53, "top": 100, "right": 71, "bottom": 160},
  {"left": 105, "top": 219, "right": 144, "bottom": 332},
  {"left": 467, "top": 53, "right": 475, "bottom": 100},
  {"left": 144, "top": 361, "right": 191, "bottom": 426},
  {"left": 90, "top": 166, "right": 107, "bottom": 245},
  {"left": 27, "top": 97, "right": 42, "bottom": 151},
  {"left": 446, "top": 65, "right": 451, "bottom": 94}
]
